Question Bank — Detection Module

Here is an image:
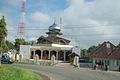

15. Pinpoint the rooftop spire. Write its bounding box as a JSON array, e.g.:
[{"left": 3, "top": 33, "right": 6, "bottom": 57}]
[{"left": 53, "top": 17, "right": 56, "bottom": 24}]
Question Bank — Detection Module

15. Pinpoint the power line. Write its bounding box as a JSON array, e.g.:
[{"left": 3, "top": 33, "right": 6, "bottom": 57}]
[
  {"left": 7, "top": 24, "right": 120, "bottom": 30},
  {"left": 7, "top": 31, "right": 120, "bottom": 36},
  {"left": 63, "top": 32, "right": 120, "bottom": 36}
]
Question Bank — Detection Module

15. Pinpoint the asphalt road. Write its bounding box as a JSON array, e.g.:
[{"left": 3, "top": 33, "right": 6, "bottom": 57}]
[{"left": 13, "top": 64, "right": 120, "bottom": 80}]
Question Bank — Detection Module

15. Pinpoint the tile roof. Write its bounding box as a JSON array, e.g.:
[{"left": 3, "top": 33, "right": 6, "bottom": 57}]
[
  {"left": 37, "top": 36, "right": 70, "bottom": 45},
  {"left": 89, "top": 41, "right": 117, "bottom": 59},
  {"left": 109, "top": 48, "right": 120, "bottom": 59}
]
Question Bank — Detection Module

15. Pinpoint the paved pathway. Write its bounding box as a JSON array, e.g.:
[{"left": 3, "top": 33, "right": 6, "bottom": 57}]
[{"left": 13, "top": 64, "right": 120, "bottom": 80}]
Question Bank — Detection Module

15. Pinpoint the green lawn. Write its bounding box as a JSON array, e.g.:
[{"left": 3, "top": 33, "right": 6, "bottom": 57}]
[{"left": 0, "top": 65, "right": 41, "bottom": 80}]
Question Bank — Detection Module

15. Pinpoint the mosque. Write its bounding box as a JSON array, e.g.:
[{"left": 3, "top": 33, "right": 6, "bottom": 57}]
[{"left": 20, "top": 22, "right": 74, "bottom": 62}]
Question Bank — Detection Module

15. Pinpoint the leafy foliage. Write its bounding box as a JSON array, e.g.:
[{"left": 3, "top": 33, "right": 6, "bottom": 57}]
[
  {"left": 0, "top": 16, "right": 7, "bottom": 37},
  {"left": 81, "top": 45, "right": 98, "bottom": 57},
  {"left": 14, "top": 38, "right": 26, "bottom": 52},
  {"left": 27, "top": 40, "right": 36, "bottom": 45},
  {"left": 0, "top": 16, "right": 8, "bottom": 53},
  {"left": 87, "top": 45, "right": 97, "bottom": 54},
  {"left": 6, "top": 40, "right": 15, "bottom": 49},
  {"left": 2, "top": 43, "right": 9, "bottom": 52},
  {"left": 81, "top": 49, "right": 88, "bottom": 56}
]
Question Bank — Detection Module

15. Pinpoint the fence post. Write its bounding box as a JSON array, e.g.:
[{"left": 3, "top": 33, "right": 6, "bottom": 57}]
[
  {"left": 19, "top": 54, "right": 23, "bottom": 62},
  {"left": 34, "top": 54, "right": 39, "bottom": 64},
  {"left": 51, "top": 55, "right": 55, "bottom": 66}
]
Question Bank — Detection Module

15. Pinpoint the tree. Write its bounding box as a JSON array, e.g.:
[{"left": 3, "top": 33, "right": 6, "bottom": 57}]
[
  {"left": 2, "top": 43, "right": 9, "bottom": 53},
  {"left": 0, "top": 16, "right": 8, "bottom": 65},
  {"left": 81, "top": 49, "right": 88, "bottom": 56},
  {"left": 6, "top": 40, "right": 15, "bottom": 50},
  {"left": 27, "top": 40, "right": 36, "bottom": 45},
  {"left": 0, "top": 16, "right": 8, "bottom": 53},
  {"left": 37, "top": 36, "right": 45, "bottom": 43},
  {"left": 87, "top": 45, "right": 97, "bottom": 54},
  {"left": 14, "top": 38, "right": 26, "bottom": 52}
]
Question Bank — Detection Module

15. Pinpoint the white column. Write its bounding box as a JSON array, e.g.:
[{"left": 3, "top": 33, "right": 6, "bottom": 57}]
[
  {"left": 34, "top": 54, "right": 39, "bottom": 64},
  {"left": 19, "top": 54, "right": 23, "bottom": 62},
  {"left": 41, "top": 50, "right": 43, "bottom": 60},
  {"left": 48, "top": 50, "right": 51, "bottom": 59},
  {"left": 33, "top": 50, "right": 35, "bottom": 59},
  {"left": 64, "top": 51, "right": 66, "bottom": 61},
  {"left": 51, "top": 55, "right": 55, "bottom": 65},
  {"left": 56, "top": 51, "right": 58, "bottom": 60}
]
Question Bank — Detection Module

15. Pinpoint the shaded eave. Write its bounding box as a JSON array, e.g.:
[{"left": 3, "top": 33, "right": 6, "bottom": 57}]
[{"left": 89, "top": 54, "right": 120, "bottom": 59}]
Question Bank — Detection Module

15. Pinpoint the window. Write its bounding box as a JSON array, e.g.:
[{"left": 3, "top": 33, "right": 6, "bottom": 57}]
[
  {"left": 117, "top": 60, "right": 119, "bottom": 66},
  {"left": 106, "top": 43, "right": 110, "bottom": 48}
]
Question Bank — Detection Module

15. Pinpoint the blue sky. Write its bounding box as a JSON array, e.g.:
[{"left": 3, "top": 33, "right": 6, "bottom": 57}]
[
  {"left": 0, "top": 0, "right": 120, "bottom": 48},
  {"left": 0, "top": 0, "right": 69, "bottom": 40},
  {"left": 0, "top": 0, "right": 69, "bottom": 26},
  {"left": 27, "top": 0, "right": 69, "bottom": 14}
]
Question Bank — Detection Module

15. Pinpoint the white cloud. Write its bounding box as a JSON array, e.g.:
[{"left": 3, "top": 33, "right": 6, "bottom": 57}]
[
  {"left": 91, "top": 0, "right": 120, "bottom": 25},
  {"left": 26, "top": 37, "right": 37, "bottom": 41},
  {"left": 58, "top": 0, "right": 120, "bottom": 48},
  {"left": 4, "top": 0, "right": 21, "bottom": 7},
  {"left": 6, "top": 23, "right": 17, "bottom": 41},
  {"left": 29, "top": 12, "right": 52, "bottom": 25},
  {"left": 2, "top": 0, "right": 120, "bottom": 48},
  {"left": 25, "top": 12, "right": 54, "bottom": 41}
]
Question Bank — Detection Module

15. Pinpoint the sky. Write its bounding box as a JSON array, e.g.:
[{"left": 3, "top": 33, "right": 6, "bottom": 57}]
[{"left": 0, "top": 0, "right": 120, "bottom": 48}]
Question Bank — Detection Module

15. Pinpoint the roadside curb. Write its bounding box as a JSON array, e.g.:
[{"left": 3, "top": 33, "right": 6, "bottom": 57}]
[{"left": 35, "top": 72, "right": 50, "bottom": 80}]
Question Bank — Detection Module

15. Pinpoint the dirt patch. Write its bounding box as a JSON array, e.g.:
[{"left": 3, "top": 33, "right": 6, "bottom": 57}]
[
  {"left": 40, "top": 73, "right": 50, "bottom": 80},
  {"left": 34, "top": 72, "right": 50, "bottom": 80}
]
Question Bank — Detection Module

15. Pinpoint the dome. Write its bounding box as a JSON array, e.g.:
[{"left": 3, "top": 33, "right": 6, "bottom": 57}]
[{"left": 49, "top": 22, "right": 61, "bottom": 31}]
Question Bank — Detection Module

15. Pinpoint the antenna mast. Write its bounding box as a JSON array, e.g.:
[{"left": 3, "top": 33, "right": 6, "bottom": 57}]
[{"left": 18, "top": 0, "right": 26, "bottom": 38}]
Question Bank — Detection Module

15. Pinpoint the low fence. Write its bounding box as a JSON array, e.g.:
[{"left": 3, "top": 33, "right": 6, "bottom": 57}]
[
  {"left": 80, "top": 63, "right": 93, "bottom": 68},
  {"left": 19, "top": 54, "right": 57, "bottom": 66}
]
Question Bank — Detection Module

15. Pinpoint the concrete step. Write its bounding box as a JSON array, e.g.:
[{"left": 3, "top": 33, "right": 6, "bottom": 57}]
[{"left": 55, "top": 62, "right": 72, "bottom": 67}]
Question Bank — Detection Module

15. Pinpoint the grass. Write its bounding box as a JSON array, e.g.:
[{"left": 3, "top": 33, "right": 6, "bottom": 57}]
[{"left": 0, "top": 65, "right": 41, "bottom": 80}]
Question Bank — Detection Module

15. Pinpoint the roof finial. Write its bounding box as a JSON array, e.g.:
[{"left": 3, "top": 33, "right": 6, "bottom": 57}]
[
  {"left": 53, "top": 17, "right": 56, "bottom": 24},
  {"left": 59, "top": 17, "right": 62, "bottom": 25}
]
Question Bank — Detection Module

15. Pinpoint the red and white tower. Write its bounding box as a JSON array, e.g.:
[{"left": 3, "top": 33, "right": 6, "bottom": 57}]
[{"left": 18, "top": 0, "right": 26, "bottom": 38}]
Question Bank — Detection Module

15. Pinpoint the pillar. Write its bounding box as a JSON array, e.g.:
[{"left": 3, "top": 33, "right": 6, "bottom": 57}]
[
  {"left": 64, "top": 51, "right": 66, "bottom": 61},
  {"left": 33, "top": 50, "right": 35, "bottom": 59},
  {"left": 56, "top": 51, "right": 58, "bottom": 60},
  {"left": 51, "top": 55, "right": 55, "bottom": 66},
  {"left": 41, "top": 50, "right": 43, "bottom": 60},
  {"left": 19, "top": 54, "right": 23, "bottom": 62},
  {"left": 48, "top": 50, "right": 51, "bottom": 59},
  {"left": 76, "top": 56, "right": 79, "bottom": 68},
  {"left": 34, "top": 54, "right": 39, "bottom": 64}
]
